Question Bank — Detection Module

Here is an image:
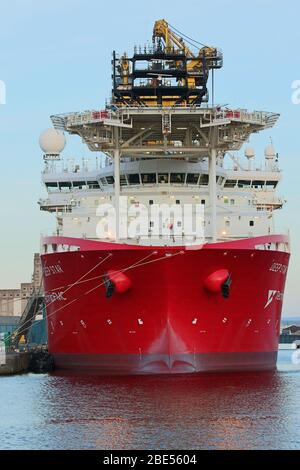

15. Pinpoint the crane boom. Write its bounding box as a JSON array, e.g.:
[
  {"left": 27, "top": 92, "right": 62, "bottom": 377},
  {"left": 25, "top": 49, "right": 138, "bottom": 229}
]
[{"left": 153, "top": 19, "right": 195, "bottom": 57}]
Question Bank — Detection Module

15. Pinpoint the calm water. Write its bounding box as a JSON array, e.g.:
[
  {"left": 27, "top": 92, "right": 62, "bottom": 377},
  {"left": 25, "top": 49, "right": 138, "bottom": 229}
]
[{"left": 0, "top": 351, "right": 300, "bottom": 450}]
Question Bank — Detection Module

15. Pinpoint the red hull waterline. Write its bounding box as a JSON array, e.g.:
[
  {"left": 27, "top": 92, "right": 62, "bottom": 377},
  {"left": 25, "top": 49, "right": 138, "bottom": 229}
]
[{"left": 41, "top": 235, "right": 290, "bottom": 375}]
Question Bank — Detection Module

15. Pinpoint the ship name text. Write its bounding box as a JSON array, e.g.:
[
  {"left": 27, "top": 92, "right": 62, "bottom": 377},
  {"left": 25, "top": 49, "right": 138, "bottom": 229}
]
[
  {"left": 45, "top": 291, "right": 66, "bottom": 304},
  {"left": 269, "top": 262, "right": 288, "bottom": 274},
  {"left": 43, "top": 264, "right": 64, "bottom": 277}
]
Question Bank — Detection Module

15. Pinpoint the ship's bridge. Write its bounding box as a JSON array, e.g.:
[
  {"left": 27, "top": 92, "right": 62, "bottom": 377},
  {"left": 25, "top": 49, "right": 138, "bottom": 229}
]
[
  {"left": 42, "top": 158, "right": 281, "bottom": 193},
  {"left": 39, "top": 147, "right": 284, "bottom": 243}
]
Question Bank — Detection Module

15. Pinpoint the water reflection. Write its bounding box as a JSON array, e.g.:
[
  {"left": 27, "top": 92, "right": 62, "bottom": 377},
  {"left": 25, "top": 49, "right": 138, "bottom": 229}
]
[
  {"left": 1, "top": 354, "right": 300, "bottom": 450},
  {"left": 36, "top": 370, "right": 297, "bottom": 449}
]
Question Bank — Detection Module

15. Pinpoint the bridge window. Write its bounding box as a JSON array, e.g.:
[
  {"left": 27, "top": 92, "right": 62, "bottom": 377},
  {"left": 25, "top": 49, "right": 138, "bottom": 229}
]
[
  {"left": 73, "top": 181, "right": 86, "bottom": 188},
  {"left": 252, "top": 180, "right": 265, "bottom": 189},
  {"left": 141, "top": 173, "right": 156, "bottom": 184},
  {"left": 186, "top": 173, "right": 199, "bottom": 184},
  {"left": 87, "top": 180, "right": 100, "bottom": 189},
  {"left": 199, "top": 174, "right": 209, "bottom": 186},
  {"left": 59, "top": 182, "right": 72, "bottom": 191},
  {"left": 266, "top": 181, "right": 278, "bottom": 189},
  {"left": 170, "top": 173, "right": 185, "bottom": 184},
  {"left": 128, "top": 174, "right": 140, "bottom": 185},
  {"left": 158, "top": 174, "right": 169, "bottom": 184},
  {"left": 45, "top": 182, "right": 59, "bottom": 192},
  {"left": 238, "top": 180, "right": 252, "bottom": 188},
  {"left": 224, "top": 180, "right": 237, "bottom": 188},
  {"left": 106, "top": 176, "right": 115, "bottom": 184}
]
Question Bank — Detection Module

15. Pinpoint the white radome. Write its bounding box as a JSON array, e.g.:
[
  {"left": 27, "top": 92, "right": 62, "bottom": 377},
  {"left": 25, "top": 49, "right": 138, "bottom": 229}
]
[
  {"left": 39, "top": 128, "right": 66, "bottom": 155},
  {"left": 245, "top": 146, "right": 255, "bottom": 159},
  {"left": 264, "top": 144, "right": 276, "bottom": 159}
]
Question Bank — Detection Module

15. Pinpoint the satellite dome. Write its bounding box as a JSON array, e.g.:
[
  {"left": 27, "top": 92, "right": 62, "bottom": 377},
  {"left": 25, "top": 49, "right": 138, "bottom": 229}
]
[
  {"left": 39, "top": 128, "right": 66, "bottom": 155},
  {"left": 245, "top": 146, "right": 255, "bottom": 159},
  {"left": 264, "top": 144, "right": 276, "bottom": 159}
]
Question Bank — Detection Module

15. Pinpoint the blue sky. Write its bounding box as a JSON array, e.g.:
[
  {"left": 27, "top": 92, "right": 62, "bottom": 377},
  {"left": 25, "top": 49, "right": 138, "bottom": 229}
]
[{"left": 0, "top": 0, "right": 299, "bottom": 316}]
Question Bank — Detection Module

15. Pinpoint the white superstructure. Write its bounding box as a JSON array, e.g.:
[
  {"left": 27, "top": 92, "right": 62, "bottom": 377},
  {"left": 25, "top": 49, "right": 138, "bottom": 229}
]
[{"left": 39, "top": 122, "right": 284, "bottom": 246}]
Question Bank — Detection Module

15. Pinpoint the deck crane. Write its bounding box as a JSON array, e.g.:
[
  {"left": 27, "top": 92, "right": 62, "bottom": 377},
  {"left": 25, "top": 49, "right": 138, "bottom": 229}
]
[
  {"left": 112, "top": 19, "right": 223, "bottom": 107},
  {"left": 152, "top": 19, "right": 222, "bottom": 91}
]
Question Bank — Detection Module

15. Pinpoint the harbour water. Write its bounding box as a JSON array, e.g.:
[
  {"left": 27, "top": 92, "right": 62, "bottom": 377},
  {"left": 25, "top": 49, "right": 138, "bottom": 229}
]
[{"left": 0, "top": 350, "right": 299, "bottom": 450}]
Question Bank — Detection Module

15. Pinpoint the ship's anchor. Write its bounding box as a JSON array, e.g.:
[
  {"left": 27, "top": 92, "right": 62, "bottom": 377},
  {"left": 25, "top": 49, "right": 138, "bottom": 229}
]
[
  {"left": 104, "top": 274, "right": 115, "bottom": 298},
  {"left": 221, "top": 274, "right": 232, "bottom": 299},
  {"left": 103, "top": 270, "right": 132, "bottom": 298}
]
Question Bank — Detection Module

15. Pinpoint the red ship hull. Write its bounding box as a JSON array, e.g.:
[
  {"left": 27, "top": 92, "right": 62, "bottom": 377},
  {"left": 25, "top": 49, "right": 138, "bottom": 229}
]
[{"left": 41, "top": 235, "right": 290, "bottom": 374}]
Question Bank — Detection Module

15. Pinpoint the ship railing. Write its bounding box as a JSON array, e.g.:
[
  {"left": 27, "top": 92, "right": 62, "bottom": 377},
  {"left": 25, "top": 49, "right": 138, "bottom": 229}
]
[
  {"left": 65, "top": 110, "right": 110, "bottom": 126},
  {"left": 51, "top": 109, "right": 132, "bottom": 130},
  {"left": 115, "top": 104, "right": 205, "bottom": 112},
  {"left": 51, "top": 107, "right": 280, "bottom": 133},
  {"left": 213, "top": 108, "right": 272, "bottom": 125},
  {"left": 43, "top": 165, "right": 102, "bottom": 175},
  {"left": 254, "top": 202, "right": 284, "bottom": 210},
  {"left": 253, "top": 196, "right": 284, "bottom": 205},
  {"left": 117, "top": 106, "right": 279, "bottom": 129}
]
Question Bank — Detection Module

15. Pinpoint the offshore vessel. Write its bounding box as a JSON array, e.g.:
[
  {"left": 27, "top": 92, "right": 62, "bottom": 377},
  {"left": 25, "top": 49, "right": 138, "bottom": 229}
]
[{"left": 39, "top": 20, "right": 290, "bottom": 374}]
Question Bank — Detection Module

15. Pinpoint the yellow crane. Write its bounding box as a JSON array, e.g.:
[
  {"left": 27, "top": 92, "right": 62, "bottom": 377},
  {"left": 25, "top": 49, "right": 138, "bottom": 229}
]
[
  {"left": 152, "top": 19, "right": 221, "bottom": 90},
  {"left": 118, "top": 53, "right": 130, "bottom": 88},
  {"left": 112, "top": 19, "right": 222, "bottom": 107}
]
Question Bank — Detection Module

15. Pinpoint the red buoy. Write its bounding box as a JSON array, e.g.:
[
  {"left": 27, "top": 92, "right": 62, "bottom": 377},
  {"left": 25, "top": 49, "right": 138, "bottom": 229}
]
[
  {"left": 204, "top": 269, "right": 229, "bottom": 294},
  {"left": 107, "top": 270, "right": 132, "bottom": 294}
]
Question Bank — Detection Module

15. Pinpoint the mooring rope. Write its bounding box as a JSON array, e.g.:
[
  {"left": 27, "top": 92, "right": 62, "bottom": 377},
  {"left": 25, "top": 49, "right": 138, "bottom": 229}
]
[{"left": 12, "top": 250, "right": 184, "bottom": 341}]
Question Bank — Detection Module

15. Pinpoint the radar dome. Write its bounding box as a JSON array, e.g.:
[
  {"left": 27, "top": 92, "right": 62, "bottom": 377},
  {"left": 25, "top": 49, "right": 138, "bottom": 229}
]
[
  {"left": 39, "top": 128, "right": 66, "bottom": 155},
  {"left": 245, "top": 146, "right": 255, "bottom": 159},
  {"left": 264, "top": 144, "right": 276, "bottom": 159}
]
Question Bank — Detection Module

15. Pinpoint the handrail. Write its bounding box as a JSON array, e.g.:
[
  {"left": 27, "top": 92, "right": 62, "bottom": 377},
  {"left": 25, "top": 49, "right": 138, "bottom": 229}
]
[{"left": 51, "top": 107, "right": 279, "bottom": 132}]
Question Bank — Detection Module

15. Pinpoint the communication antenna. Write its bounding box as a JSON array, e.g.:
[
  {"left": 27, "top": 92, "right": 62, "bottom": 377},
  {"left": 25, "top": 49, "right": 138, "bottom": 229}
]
[{"left": 212, "top": 69, "right": 215, "bottom": 108}]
